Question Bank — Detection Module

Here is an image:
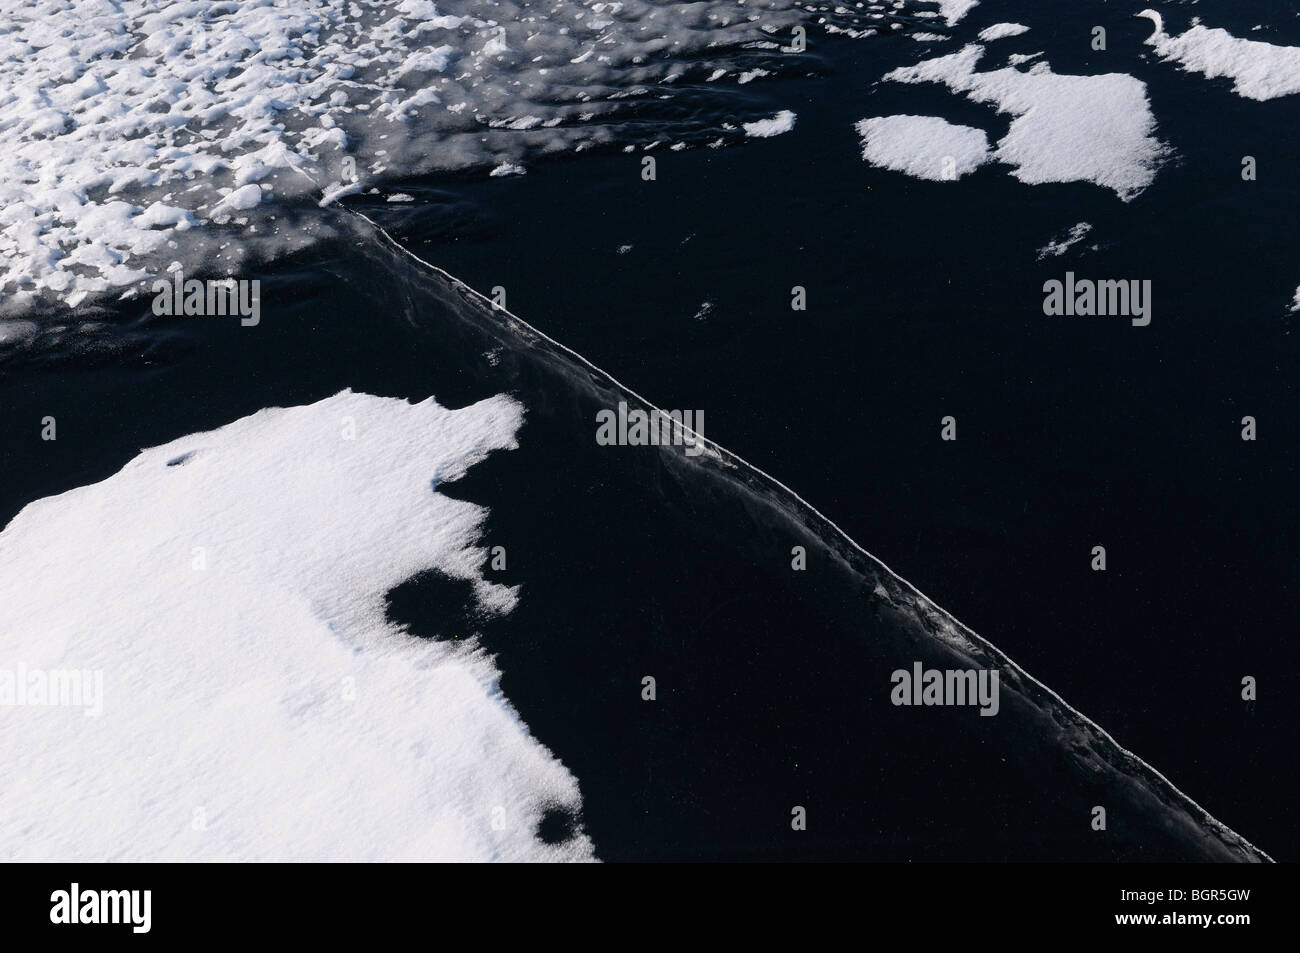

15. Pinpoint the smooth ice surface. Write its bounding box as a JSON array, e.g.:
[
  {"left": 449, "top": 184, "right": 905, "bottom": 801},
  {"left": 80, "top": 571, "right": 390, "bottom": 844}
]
[
  {"left": 1137, "top": 11, "right": 1300, "bottom": 102},
  {"left": 0, "top": 389, "right": 595, "bottom": 862},
  {"left": 854, "top": 115, "right": 990, "bottom": 181},
  {"left": 884, "top": 45, "right": 1167, "bottom": 200}
]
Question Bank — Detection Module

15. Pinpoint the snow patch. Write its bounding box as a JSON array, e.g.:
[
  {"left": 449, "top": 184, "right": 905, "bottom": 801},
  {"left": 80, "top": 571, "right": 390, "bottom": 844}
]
[
  {"left": 884, "top": 45, "right": 1167, "bottom": 200},
  {"left": 934, "top": 0, "right": 978, "bottom": 27},
  {"left": 0, "top": 389, "right": 594, "bottom": 862},
  {"left": 743, "top": 110, "right": 797, "bottom": 138},
  {"left": 854, "top": 115, "right": 990, "bottom": 181},
  {"left": 979, "top": 23, "right": 1030, "bottom": 43},
  {"left": 1037, "top": 222, "right": 1094, "bottom": 259},
  {"left": 1137, "top": 10, "right": 1300, "bottom": 101}
]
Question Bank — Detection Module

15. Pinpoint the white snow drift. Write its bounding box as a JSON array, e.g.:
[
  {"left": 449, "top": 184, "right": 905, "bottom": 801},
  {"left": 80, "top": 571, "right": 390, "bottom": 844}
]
[
  {"left": 883, "top": 45, "right": 1167, "bottom": 200},
  {"left": 1137, "top": 10, "right": 1300, "bottom": 102},
  {"left": 854, "top": 115, "right": 990, "bottom": 181},
  {"left": 743, "top": 110, "right": 797, "bottom": 138},
  {"left": 978, "top": 23, "right": 1029, "bottom": 43},
  {"left": 0, "top": 389, "right": 595, "bottom": 862},
  {"left": 934, "top": 1, "right": 978, "bottom": 28}
]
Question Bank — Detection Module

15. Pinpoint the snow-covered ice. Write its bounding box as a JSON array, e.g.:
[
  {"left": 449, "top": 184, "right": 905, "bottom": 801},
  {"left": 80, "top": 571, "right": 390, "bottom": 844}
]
[
  {"left": 978, "top": 23, "right": 1029, "bottom": 43},
  {"left": 0, "top": 0, "right": 825, "bottom": 313},
  {"left": 743, "top": 110, "right": 797, "bottom": 138},
  {"left": 854, "top": 115, "right": 990, "bottom": 181},
  {"left": 1137, "top": 10, "right": 1300, "bottom": 102},
  {"left": 0, "top": 389, "right": 595, "bottom": 862},
  {"left": 933, "top": 0, "right": 978, "bottom": 28},
  {"left": 884, "top": 45, "right": 1167, "bottom": 200}
]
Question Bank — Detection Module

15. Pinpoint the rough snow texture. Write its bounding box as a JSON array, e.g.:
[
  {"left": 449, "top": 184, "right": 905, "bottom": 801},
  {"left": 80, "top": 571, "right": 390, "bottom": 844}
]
[
  {"left": 933, "top": 0, "right": 978, "bottom": 27},
  {"left": 978, "top": 23, "right": 1029, "bottom": 43},
  {"left": 743, "top": 110, "right": 797, "bottom": 138},
  {"left": 854, "top": 115, "right": 990, "bottom": 181},
  {"left": 1137, "top": 10, "right": 1300, "bottom": 102},
  {"left": 884, "top": 45, "right": 1167, "bottom": 200},
  {"left": 0, "top": 389, "right": 596, "bottom": 862},
  {"left": 0, "top": 0, "right": 839, "bottom": 314}
]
